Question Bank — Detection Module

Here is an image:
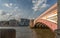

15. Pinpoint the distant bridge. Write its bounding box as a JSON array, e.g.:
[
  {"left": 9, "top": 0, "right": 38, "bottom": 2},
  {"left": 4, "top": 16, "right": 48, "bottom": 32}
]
[{"left": 30, "top": 3, "right": 57, "bottom": 31}]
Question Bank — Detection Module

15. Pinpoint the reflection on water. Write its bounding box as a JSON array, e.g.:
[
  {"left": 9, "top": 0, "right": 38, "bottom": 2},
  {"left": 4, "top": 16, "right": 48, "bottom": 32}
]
[
  {"left": 32, "top": 29, "right": 56, "bottom": 38},
  {"left": 16, "top": 26, "right": 56, "bottom": 38},
  {"left": 0, "top": 26, "right": 56, "bottom": 38}
]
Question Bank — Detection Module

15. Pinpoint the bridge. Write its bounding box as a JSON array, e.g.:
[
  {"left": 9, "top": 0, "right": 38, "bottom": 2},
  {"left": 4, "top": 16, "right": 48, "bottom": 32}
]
[{"left": 30, "top": 3, "right": 57, "bottom": 31}]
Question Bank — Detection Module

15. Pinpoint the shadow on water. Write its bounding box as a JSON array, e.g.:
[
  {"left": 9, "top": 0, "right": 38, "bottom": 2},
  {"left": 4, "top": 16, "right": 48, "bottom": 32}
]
[
  {"left": 32, "top": 28, "right": 56, "bottom": 38},
  {"left": 31, "top": 22, "right": 56, "bottom": 38}
]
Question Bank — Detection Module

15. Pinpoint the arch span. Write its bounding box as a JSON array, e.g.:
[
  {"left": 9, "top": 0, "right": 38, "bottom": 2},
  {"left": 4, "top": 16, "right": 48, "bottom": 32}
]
[
  {"left": 34, "top": 22, "right": 50, "bottom": 29},
  {"left": 34, "top": 19, "right": 57, "bottom": 31},
  {"left": 33, "top": 3, "right": 57, "bottom": 31}
]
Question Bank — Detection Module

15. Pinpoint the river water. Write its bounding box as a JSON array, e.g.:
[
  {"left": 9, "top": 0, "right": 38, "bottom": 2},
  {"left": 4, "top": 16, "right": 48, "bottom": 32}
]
[{"left": 0, "top": 26, "right": 56, "bottom": 38}]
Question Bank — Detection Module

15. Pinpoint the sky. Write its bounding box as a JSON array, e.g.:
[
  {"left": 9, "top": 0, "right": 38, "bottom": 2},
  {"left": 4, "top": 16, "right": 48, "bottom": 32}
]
[
  {"left": 32, "top": 0, "right": 57, "bottom": 18},
  {"left": 0, "top": 0, "right": 57, "bottom": 21}
]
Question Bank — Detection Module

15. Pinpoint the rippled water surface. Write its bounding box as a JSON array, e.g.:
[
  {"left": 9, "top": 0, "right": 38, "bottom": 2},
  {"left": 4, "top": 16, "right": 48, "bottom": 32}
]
[
  {"left": 0, "top": 26, "right": 56, "bottom": 38},
  {"left": 16, "top": 26, "right": 56, "bottom": 38}
]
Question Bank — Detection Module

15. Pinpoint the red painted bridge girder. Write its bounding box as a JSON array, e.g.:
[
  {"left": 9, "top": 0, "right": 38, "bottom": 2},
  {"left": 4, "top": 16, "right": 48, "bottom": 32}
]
[
  {"left": 33, "top": 3, "right": 57, "bottom": 31},
  {"left": 34, "top": 19, "right": 57, "bottom": 31}
]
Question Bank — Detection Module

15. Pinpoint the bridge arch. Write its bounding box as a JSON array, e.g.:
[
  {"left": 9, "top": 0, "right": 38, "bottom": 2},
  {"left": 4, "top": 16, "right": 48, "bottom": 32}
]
[
  {"left": 34, "top": 22, "right": 50, "bottom": 29},
  {"left": 34, "top": 19, "right": 57, "bottom": 31},
  {"left": 33, "top": 3, "right": 57, "bottom": 31}
]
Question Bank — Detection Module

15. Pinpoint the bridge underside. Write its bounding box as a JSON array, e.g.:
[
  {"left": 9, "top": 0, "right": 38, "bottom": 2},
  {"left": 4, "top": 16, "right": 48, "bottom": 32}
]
[
  {"left": 34, "top": 19, "right": 57, "bottom": 31},
  {"left": 34, "top": 22, "right": 49, "bottom": 29},
  {"left": 33, "top": 3, "right": 57, "bottom": 31}
]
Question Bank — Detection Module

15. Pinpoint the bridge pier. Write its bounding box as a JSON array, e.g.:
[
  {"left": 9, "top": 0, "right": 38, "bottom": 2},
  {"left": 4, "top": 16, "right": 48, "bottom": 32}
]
[
  {"left": 29, "top": 19, "right": 34, "bottom": 28},
  {"left": 55, "top": 0, "right": 60, "bottom": 38}
]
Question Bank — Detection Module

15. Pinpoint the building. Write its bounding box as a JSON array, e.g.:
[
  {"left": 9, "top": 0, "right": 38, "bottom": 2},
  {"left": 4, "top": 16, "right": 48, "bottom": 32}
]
[
  {"left": 19, "top": 18, "right": 30, "bottom": 26},
  {"left": 9, "top": 19, "right": 19, "bottom": 26},
  {"left": 0, "top": 19, "right": 19, "bottom": 27},
  {"left": 0, "top": 21, "right": 9, "bottom": 26}
]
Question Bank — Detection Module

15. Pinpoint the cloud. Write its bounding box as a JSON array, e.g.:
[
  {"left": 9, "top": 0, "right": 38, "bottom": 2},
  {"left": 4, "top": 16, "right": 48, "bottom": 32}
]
[
  {"left": 42, "top": 4, "right": 48, "bottom": 7},
  {"left": 0, "top": 10, "right": 7, "bottom": 15},
  {"left": 4, "top": 3, "right": 10, "bottom": 7},
  {"left": 14, "top": 7, "right": 19, "bottom": 11},
  {"left": 4, "top": 3, "right": 13, "bottom": 8},
  {"left": 0, "top": 10, "right": 13, "bottom": 21},
  {"left": 32, "top": 0, "right": 49, "bottom": 12},
  {"left": 15, "top": 7, "right": 18, "bottom": 9},
  {"left": 32, "top": 0, "right": 36, "bottom": 3},
  {"left": 38, "top": 3, "right": 50, "bottom": 10},
  {"left": 0, "top": 10, "right": 3, "bottom": 15},
  {"left": 0, "top": 10, "right": 8, "bottom": 21},
  {"left": 0, "top": 5, "right": 22, "bottom": 21},
  {"left": 10, "top": 3, "right": 13, "bottom": 6}
]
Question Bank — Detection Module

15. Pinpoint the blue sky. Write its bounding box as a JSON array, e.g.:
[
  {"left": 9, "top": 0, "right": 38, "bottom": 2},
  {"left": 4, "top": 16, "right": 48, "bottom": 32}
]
[
  {"left": 32, "top": 0, "right": 57, "bottom": 18},
  {"left": 0, "top": 0, "right": 57, "bottom": 21}
]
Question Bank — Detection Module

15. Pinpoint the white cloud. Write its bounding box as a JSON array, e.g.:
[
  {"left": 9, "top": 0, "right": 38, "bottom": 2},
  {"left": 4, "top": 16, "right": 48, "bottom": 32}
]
[
  {"left": 15, "top": 7, "right": 18, "bottom": 9},
  {"left": 0, "top": 10, "right": 3, "bottom": 15},
  {"left": 0, "top": 10, "right": 6, "bottom": 15},
  {"left": 10, "top": 3, "right": 13, "bottom": 6},
  {"left": 32, "top": 0, "right": 36, "bottom": 3},
  {"left": 0, "top": 7, "right": 21, "bottom": 21},
  {"left": 0, "top": 10, "right": 12, "bottom": 21},
  {"left": 4, "top": 3, "right": 10, "bottom": 7},
  {"left": 0, "top": 11, "right": 7, "bottom": 21},
  {"left": 42, "top": 4, "right": 49, "bottom": 7},
  {"left": 37, "top": 3, "right": 50, "bottom": 11},
  {"left": 42, "top": 4, "right": 47, "bottom": 7},
  {"left": 4, "top": 3, "right": 13, "bottom": 8},
  {"left": 32, "top": 0, "right": 49, "bottom": 12}
]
